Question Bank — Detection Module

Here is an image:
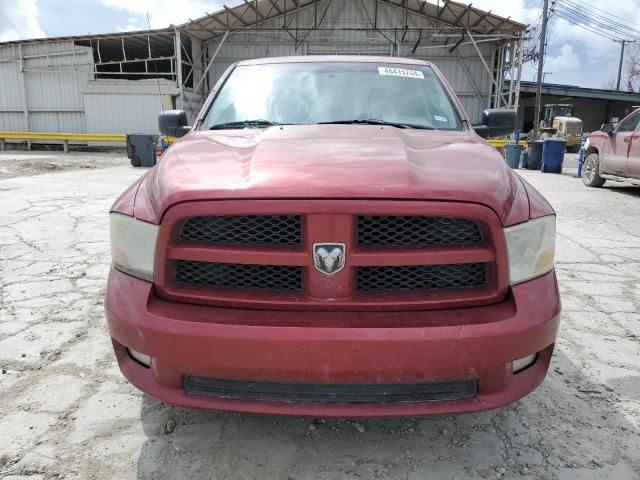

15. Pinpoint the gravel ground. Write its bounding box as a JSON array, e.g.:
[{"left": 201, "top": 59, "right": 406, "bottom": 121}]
[{"left": 0, "top": 152, "right": 638, "bottom": 480}]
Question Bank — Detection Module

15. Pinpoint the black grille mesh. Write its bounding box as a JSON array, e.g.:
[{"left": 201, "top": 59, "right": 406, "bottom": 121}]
[
  {"left": 176, "top": 261, "right": 303, "bottom": 291},
  {"left": 358, "top": 216, "right": 482, "bottom": 247},
  {"left": 181, "top": 215, "right": 302, "bottom": 246},
  {"left": 357, "top": 263, "right": 487, "bottom": 292}
]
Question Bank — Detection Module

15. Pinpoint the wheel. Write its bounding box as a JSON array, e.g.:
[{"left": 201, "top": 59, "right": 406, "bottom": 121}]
[{"left": 582, "top": 152, "right": 606, "bottom": 187}]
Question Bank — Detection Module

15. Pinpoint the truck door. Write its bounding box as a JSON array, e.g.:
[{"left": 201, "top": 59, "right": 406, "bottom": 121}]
[
  {"left": 626, "top": 121, "right": 640, "bottom": 179},
  {"left": 604, "top": 112, "right": 640, "bottom": 175}
]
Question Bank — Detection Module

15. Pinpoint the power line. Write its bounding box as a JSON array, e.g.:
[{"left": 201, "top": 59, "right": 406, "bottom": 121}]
[
  {"left": 551, "top": 9, "right": 628, "bottom": 41},
  {"left": 552, "top": 4, "right": 640, "bottom": 40},
  {"left": 556, "top": 0, "right": 640, "bottom": 32}
]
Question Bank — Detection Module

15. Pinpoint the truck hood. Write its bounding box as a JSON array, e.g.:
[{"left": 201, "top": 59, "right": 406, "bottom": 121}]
[{"left": 135, "top": 125, "right": 530, "bottom": 225}]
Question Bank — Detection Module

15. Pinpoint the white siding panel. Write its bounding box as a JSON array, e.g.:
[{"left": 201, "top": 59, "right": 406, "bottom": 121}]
[
  {"left": 29, "top": 112, "right": 85, "bottom": 133},
  {"left": 0, "top": 113, "right": 26, "bottom": 131},
  {"left": 0, "top": 62, "right": 23, "bottom": 110},
  {"left": 85, "top": 93, "right": 164, "bottom": 134}
]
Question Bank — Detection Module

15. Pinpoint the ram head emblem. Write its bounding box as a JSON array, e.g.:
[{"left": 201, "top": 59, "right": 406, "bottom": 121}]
[{"left": 313, "top": 243, "right": 346, "bottom": 276}]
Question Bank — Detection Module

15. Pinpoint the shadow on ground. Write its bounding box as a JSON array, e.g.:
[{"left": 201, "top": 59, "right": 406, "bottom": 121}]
[
  {"left": 605, "top": 185, "right": 640, "bottom": 198},
  {"left": 134, "top": 349, "right": 639, "bottom": 480}
]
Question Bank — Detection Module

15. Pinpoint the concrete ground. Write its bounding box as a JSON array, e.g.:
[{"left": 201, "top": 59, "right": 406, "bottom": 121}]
[{"left": 0, "top": 151, "right": 638, "bottom": 480}]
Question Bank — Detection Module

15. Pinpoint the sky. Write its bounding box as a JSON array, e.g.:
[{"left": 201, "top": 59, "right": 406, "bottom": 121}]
[{"left": 1, "top": 0, "right": 639, "bottom": 89}]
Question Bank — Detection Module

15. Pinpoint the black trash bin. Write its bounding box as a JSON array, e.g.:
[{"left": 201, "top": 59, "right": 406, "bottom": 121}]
[
  {"left": 126, "top": 134, "right": 158, "bottom": 168},
  {"left": 527, "top": 140, "right": 544, "bottom": 170}
]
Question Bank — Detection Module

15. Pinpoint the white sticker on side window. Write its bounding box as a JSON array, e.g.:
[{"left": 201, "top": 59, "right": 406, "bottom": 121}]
[
  {"left": 433, "top": 114, "right": 449, "bottom": 123},
  {"left": 378, "top": 66, "right": 425, "bottom": 79}
]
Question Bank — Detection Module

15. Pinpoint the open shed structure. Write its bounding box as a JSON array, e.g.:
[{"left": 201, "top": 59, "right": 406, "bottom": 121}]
[{"left": 0, "top": 0, "right": 527, "bottom": 144}]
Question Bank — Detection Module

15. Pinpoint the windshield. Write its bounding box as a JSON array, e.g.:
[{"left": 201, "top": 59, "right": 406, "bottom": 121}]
[{"left": 201, "top": 62, "right": 463, "bottom": 131}]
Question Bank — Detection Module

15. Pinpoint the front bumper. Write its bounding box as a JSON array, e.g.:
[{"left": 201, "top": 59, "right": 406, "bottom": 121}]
[{"left": 105, "top": 267, "right": 561, "bottom": 417}]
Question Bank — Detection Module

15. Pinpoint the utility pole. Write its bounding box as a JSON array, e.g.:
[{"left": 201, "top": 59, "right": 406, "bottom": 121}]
[
  {"left": 534, "top": 0, "right": 549, "bottom": 140},
  {"left": 615, "top": 40, "right": 635, "bottom": 91}
]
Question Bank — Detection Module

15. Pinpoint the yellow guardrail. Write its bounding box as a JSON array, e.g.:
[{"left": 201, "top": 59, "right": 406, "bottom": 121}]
[
  {"left": 0, "top": 131, "right": 522, "bottom": 152},
  {"left": 488, "top": 139, "right": 528, "bottom": 148},
  {"left": 0, "top": 131, "right": 127, "bottom": 143}
]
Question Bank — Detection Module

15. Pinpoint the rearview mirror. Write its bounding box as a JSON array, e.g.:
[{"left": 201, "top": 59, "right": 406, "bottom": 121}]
[
  {"left": 601, "top": 123, "right": 615, "bottom": 135},
  {"left": 159, "top": 110, "right": 191, "bottom": 138},
  {"left": 474, "top": 109, "right": 517, "bottom": 139}
]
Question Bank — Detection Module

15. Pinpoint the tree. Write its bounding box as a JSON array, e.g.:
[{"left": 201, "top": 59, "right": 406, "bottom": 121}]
[
  {"left": 624, "top": 43, "right": 640, "bottom": 92},
  {"left": 604, "top": 43, "right": 640, "bottom": 92}
]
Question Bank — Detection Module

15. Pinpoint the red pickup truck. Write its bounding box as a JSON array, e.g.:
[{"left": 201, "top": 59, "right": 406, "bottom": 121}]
[
  {"left": 106, "top": 56, "right": 560, "bottom": 417},
  {"left": 583, "top": 108, "right": 640, "bottom": 187}
]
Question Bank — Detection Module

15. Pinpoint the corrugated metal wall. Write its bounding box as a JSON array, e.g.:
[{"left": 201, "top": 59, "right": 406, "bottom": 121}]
[
  {"left": 0, "top": 40, "right": 93, "bottom": 132},
  {"left": 0, "top": 0, "right": 508, "bottom": 135},
  {"left": 0, "top": 39, "right": 180, "bottom": 137},
  {"left": 202, "top": 0, "right": 501, "bottom": 122}
]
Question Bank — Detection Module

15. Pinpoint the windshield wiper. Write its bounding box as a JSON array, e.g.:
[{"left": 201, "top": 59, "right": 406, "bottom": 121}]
[
  {"left": 318, "top": 119, "right": 435, "bottom": 130},
  {"left": 209, "top": 119, "right": 280, "bottom": 130}
]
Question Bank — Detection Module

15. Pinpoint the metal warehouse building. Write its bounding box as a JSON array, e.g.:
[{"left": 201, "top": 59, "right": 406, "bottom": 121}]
[{"left": 0, "top": 0, "right": 526, "bottom": 146}]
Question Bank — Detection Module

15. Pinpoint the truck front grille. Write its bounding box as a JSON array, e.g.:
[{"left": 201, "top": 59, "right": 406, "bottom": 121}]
[
  {"left": 181, "top": 215, "right": 302, "bottom": 246},
  {"left": 176, "top": 261, "right": 303, "bottom": 291},
  {"left": 358, "top": 216, "right": 481, "bottom": 247},
  {"left": 565, "top": 123, "right": 582, "bottom": 135},
  {"left": 357, "top": 263, "right": 487, "bottom": 292},
  {"left": 158, "top": 201, "right": 505, "bottom": 311}
]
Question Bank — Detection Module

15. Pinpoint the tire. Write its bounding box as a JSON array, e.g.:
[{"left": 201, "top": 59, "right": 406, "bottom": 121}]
[{"left": 582, "top": 152, "right": 606, "bottom": 187}]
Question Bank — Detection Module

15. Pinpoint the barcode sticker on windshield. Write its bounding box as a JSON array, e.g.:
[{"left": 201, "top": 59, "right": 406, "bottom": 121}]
[{"left": 378, "top": 67, "right": 424, "bottom": 79}]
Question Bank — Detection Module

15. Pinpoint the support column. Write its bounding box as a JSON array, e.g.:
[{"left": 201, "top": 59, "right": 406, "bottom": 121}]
[
  {"left": 18, "top": 44, "right": 30, "bottom": 132},
  {"left": 513, "top": 35, "right": 524, "bottom": 113},
  {"left": 186, "top": 31, "right": 229, "bottom": 112},
  {"left": 175, "top": 30, "right": 183, "bottom": 110},
  {"left": 467, "top": 31, "right": 508, "bottom": 108},
  {"left": 508, "top": 42, "right": 516, "bottom": 109}
]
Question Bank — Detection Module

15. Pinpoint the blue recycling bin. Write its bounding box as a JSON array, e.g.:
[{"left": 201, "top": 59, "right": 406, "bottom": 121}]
[
  {"left": 505, "top": 144, "right": 523, "bottom": 169},
  {"left": 541, "top": 138, "right": 566, "bottom": 174}
]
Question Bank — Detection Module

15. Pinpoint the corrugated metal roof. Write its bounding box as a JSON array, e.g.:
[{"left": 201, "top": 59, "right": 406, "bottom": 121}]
[
  {"left": 181, "top": 0, "right": 526, "bottom": 39},
  {"left": 0, "top": 0, "right": 526, "bottom": 46},
  {"left": 518, "top": 81, "right": 640, "bottom": 103}
]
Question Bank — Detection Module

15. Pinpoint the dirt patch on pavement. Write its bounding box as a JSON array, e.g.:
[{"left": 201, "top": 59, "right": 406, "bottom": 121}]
[{"left": 0, "top": 152, "right": 130, "bottom": 180}]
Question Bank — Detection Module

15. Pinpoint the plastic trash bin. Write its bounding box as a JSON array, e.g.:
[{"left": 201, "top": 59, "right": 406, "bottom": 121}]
[
  {"left": 505, "top": 144, "right": 523, "bottom": 169},
  {"left": 519, "top": 149, "right": 529, "bottom": 169},
  {"left": 541, "top": 138, "right": 566, "bottom": 174},
  {"left": 126, "top": 134, "right": 158, "bottom": 168},
  {"left": 527, "top": 141, "right": 544, "bottom": 170}
]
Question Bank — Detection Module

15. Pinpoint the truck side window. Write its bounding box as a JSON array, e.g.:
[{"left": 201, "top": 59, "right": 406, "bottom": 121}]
[{"left": 617, "top": 113, "right": 640, "bottom": 132}]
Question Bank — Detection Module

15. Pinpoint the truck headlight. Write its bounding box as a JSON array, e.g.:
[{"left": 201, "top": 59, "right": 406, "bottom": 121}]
[
  {"left": 504, "top": 216, "right": 556, "bottom": 285},
  {"left": 110, "top": 213, "right": 159, "bottom": 281}
]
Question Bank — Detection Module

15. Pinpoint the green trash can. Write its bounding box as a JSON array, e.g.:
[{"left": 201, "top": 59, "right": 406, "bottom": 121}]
[{"left": 527, "top": 141, "right": 544, "bottom": 170}]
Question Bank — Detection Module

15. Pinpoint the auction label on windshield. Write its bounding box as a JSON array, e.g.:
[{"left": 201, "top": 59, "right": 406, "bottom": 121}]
[{"left": 378, "top": 66, "right": 424, "bottom": 79}]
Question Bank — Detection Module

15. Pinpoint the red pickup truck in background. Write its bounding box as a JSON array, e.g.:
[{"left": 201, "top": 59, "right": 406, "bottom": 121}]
[
  {"left": 105, "top": 56, "right": 560, "bottom": 417},
  {"left": 583, "top": 108, "right": 640, "bottom": 187}
]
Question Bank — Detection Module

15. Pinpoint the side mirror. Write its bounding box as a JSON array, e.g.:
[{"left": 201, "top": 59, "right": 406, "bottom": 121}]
[
  {"left": 159, "top": 110, "right": 191, "bottom": 138},
  {"left": 601, "top": 123, "right": 615, "bottom": 135},
  {"left": 474, "top": 109, "right": 517, "bottom": 139}
]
